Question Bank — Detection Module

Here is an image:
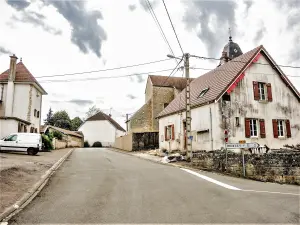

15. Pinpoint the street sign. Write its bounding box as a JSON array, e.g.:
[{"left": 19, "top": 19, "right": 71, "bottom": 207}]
[
  {"left": 189, "top": 136, "right": 193, "bottom": 140},
  {"left": 226, "top": 143, "right": 259, "bottom": 149},
  {"left": 239, "top": 140, "right": 246, "bottom": 144}
]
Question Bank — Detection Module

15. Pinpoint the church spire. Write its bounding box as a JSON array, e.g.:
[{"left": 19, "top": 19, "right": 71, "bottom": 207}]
[{"left": 229, "top": 28, "right": 232, "bottom": 42}]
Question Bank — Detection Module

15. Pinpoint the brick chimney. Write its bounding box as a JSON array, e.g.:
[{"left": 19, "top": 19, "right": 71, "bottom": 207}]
[{"left": 8, "top": 54, "right": 18, "bottom": 81}]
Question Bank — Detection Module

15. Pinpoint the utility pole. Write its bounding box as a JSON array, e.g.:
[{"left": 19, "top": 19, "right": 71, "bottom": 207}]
[
  {"left": 184, "top": 53, "right": 192, "bottom": 159},
  {"left": 126, "top": 113, "right": 129, "bottom": 132}
]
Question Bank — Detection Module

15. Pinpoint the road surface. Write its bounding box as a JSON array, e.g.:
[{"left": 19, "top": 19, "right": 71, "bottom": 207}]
[{"left": 10, "top": 148, "right": 300, "bottom": 224}]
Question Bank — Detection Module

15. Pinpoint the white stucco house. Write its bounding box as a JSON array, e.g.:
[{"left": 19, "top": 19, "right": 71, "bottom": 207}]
[
  {"left": 157, "top": 39, "right": 300, "bottom": 152},
  {"left": 0, "top": 55, "right": 47, "bottom": 138},
  {"left": 79, "top": 111, "right": 126, "bottom": 147}
]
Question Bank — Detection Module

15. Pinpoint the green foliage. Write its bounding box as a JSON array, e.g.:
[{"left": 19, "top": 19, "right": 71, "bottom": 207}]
[
  {"left": 52, "top": 130, "right": 63, "bottom": 140},
  {"left": 71, "top": 117, "right": 83, "bottom": 131},
  {"left": 84, "top": 141, "right": 90, "bottom": 148},
  {"left": 52, "top": 110, "right": 71, "bottom": 130},
  {"left": 92, "top": 141, "right": 102, "bottom": 147},
  {"left": 44, "top": 108, "right": 54, "bottom": 125},
  {"left": 42, "top": 134, "right": 53, "bottom": 151}
]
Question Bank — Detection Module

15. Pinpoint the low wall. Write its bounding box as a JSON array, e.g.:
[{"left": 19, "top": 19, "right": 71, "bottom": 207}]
[
  {"left": 191, "top": 151, "right": 300, "bottom": 185},
  {"left": 132, "top": 132, "right": 159, "bottom": 151},
  {"left": 114, "top": 133, "right": 133, "bottom": 151}
]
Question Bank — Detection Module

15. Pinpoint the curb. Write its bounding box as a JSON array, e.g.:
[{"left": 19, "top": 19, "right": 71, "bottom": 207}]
[
  {"left": 110, "top": 148, "right": 188, "bottom": 169},
  {"left": 0, "top": 148, "right": 75, "bottom": 222}
]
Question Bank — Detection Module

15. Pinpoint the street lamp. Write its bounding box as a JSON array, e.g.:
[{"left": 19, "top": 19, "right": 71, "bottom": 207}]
[{"left": 167, "top": 54, "right": 182, "bottom": 60}]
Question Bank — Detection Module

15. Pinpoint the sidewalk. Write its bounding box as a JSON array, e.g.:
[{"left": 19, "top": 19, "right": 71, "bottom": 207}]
[{"left": 0, "top": 149, "right": 72, "bottom": 214}]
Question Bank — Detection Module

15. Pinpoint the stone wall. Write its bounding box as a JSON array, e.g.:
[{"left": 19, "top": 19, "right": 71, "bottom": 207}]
[
  {"left": 129, "top": 99, "right": 152, "bottom": 132},
  {"left": 191, "top": 151, "right": 300, "bottom": 185},
  {"left": 132, "top": 132, "right": 159, "bottom": 151},
  {"left": 114, "top": 133, "right": 133, "bottom": 151},
  {"left": 152, "top": 86, "right": 175, "bottom": 131}
]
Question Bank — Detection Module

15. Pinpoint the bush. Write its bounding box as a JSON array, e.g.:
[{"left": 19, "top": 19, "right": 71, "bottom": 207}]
[
  {"left": 84, "top": 141, "right": 90, "bottom": 148},
  {"left": 42, "top": 134, "right": 53, "bottom": 151},
  {"left": 53, "top": 130, "right": 63, "bottom": 140},
  {"left": 92, "top": 141, "right": 102, "bottom": 147}
]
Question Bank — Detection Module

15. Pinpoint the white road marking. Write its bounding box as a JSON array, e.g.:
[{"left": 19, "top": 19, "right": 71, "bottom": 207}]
[
  {"left": 181, "top": 168, "right": 241, "bottom": 191},
  {"left": 241, "top": 189, "right": 300, "bottom": 196},
  {"left": 181, "top": 168, "right": 300, "bottom": 196}
]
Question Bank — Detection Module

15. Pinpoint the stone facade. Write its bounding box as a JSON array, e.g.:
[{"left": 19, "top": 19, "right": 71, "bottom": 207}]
[
  {"left": 129, "top": 99, "right": 152, "bottom": 132},
  {"left": 191, "top": 151, "right": 300, "bottom": 185}
]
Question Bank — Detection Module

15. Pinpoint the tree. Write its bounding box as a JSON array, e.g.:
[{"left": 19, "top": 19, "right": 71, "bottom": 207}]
[
  {"left": 52, "top": 110, "right": 71, "bottom": 130},
  {"left": 85, "top": 105, "right": 101, "bottom": 120},
  {"left": 44, "top": 108, "right": 54, "bottom": 125},
  {"left": 71, "top": 117, "right": 83, "bottom": 131}
]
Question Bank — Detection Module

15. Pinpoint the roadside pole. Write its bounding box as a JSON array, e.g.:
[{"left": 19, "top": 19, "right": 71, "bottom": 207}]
[
  {"left": 184, "top": 53, "right": 192, "bottom": 160},
  {"left": 242, "top": 149, "right": 246, "bottom": 177},
  {"left": 225, "top": 146, "right": 228, "bottom": 170}
]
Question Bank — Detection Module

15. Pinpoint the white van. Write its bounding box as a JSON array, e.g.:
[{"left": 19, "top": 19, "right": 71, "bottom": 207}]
[{"left": 0, "top": 133, "right": 42, "bottom": 155}]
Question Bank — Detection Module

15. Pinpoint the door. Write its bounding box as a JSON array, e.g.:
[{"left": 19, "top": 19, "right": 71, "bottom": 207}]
[
  {"left": 183, "top": 121, "right": 187, "bottom": 150},
  {"left": 1, "top": 134, "right": 18, "bottom": 150}
]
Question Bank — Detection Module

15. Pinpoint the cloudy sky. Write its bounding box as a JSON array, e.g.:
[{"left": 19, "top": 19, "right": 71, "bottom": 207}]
[{"left": 0, "top": 0, "right": 299, "bottom": 129}]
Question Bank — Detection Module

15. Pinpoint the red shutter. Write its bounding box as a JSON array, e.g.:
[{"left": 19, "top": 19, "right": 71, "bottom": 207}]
[
  {"left": 272, "top": 119, "right": 278, "bottom": 138},
  {"left": 286, "top": 120, "right": 291, "bottom": 138},
  {"left": 171, "top": 125, "right": 175, "bottom": 140},
  {"left": 245, "top": 118, "right": 251, "bottom": 138},
  {"left": 267, "top": 83, "right": 273, "bottom": 102},
  {"left": 164, "top": 126, "right": 168, "bottom": 141},
  {"left": 253, "top": 81, "right": 259, "bottom": 100},
  {"left": 259, "top": 119, "right": 266, "bottom": 138}
]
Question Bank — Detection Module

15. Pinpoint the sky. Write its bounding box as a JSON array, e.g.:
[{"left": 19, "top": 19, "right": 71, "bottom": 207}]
[{"left": 0, "top": 0, "right": 299, "bottom": 129}]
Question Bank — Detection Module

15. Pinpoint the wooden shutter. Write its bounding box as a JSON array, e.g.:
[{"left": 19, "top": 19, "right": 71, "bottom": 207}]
[
  {"left": 267, "top": 83, "right": 273, "bottom": 102},
  {"left": 164, "top": 126, "right": 168, "bottom": 141},
  {"left": 272, "top": 119, "right": 278, "bottom": 138},
  {"left": 171, "top": 125, "right": 175, "bottom": 140},
  {"left": 259, "top": 119, "right": 266, "bottom": 138},
  {"left": 253, "top": 81, "right": 259, "bottom": 100},
  {"left": 245, "top": 118, "right": 251, "bottom": 138},
  {"left": 286, "top": 120, "right": 291, "bottom": 138}
]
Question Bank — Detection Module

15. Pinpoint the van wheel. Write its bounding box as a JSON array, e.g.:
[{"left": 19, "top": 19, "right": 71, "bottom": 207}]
[{"left": 27, "top": 148, "right": 37, "bottom": 155}]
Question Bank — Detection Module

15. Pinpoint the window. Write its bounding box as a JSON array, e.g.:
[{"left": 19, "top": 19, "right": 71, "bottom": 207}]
[
  {"left": 164, "top": 125, "right": 174, "bottom": 141},
  {"left": 277, "top": 120, "right": 284, "bottom": 137},
  {"left": 198, "top": 88, "right": 209, "bottom": 98},
  {"left": 258, "top": 82, "right": 266, "bottom": 100},
  {"left": 4, "top": 135, "right": 17, "bottom": 141},
  {"left": 250, "top": 119, "right": 258, "bottom": 137},
  {"left": 235, "top": 117, "right": 240, "bottom": 127},
  {"left": 37, "top": 111, "right": 40, "bottom": 118},
  {"left": 34, "top": 109, "right": 37, "bottom": 117},
  {"left": 222, "top": 93, "right": 231, "bottom": 101},
  {"left": 253, "top": 81, "right": 272, "bottom": 101}
]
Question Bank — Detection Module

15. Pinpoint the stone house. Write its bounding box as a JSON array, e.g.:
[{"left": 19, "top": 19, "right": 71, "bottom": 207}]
[
  {"left": 119, "top": 75, "right": 193, "bottom": 150},
  {"left": 40, "top": 125, "right": 84, "bottom": 149},
  {"left": 158, "top": 38, "right": 300, "bottom": 152},
  {"left": 79, "top": 111, "right": 126, "bottom": 147},
  {"left": 0, "top": 55, "right": 47, "bottom": 138}
]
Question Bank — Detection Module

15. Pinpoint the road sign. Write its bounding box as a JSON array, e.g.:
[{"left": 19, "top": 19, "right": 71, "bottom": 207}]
[
  {"left": 226, "top": 143, "right": 259, "bottom": 149},
  {"left": 224, "top": 129, "right": 229, "bottom": 143},
  {"left": 189, "top": 136, "right": 193, "bottom": 140}
]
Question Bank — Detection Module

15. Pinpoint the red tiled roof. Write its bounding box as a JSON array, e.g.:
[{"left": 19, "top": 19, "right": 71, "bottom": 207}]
[
  {"left": 158, "top": 46, "right": 263, "bottom": 118},
  {"left": 0, "top": 61, "right": 47, "bottom": 94},
  {"left": 149, "top": 75, "right": 194, "bottom": 90},
  {"left": 86, "top": 111, "right": 126, "bottom": 132},
  {"left": 40, "top": 125, "right": 84, "bottom": 138}
]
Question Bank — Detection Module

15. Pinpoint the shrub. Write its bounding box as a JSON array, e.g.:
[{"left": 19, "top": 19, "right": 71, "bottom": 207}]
[
  {"left": 92, "top": 141, "right": 102, "bottom": 147},
  {"left": 42, "top": 134, "right": 53, "bottom": 151},
  {"left": 84, "top": 141, "right": 90, "bottom": 148},
  {"left": 53, "top": 130, "right": 63, "bottom": 140}
]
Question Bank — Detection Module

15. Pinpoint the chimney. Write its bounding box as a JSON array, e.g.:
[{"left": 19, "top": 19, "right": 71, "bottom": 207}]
[{"left": 9, "top": 54, "right": 18, "bottom": 81}]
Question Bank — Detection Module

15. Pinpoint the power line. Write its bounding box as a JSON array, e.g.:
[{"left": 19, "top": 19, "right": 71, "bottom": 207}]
[
  {"left": 36, "top": 58, "right": 173, "bottom": 79},
  {"left": 39, "top": 68, "right": 176, "bottom": 83},
  {"left": 192, "top": 54, "right": 300, "bottom": 69},
  {"left": 162, "top": 0, "right": 184, "bottom": 55},
  {"left": 145, "top": 0, "right": 178, "bottom": 64}
]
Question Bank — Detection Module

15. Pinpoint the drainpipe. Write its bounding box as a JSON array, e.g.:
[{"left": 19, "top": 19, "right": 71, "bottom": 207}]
[{"left": 210, "top": 107, "right": 213, "bottom": 151}]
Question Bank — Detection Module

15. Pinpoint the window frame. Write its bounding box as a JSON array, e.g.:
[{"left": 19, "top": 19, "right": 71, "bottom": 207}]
[
  {"left": 277, "top": 120, "right": 285, "bottom": 137},
  {"left": 258, "top": 82, "right": 266, "bottom": 101},
  {"left": 249, "top": 119, "right": 258, "bottom": 137}
]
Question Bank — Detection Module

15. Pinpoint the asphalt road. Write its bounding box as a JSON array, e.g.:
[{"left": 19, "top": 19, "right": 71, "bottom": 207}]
[{"left": 10, "top": 148, "right": 300, "bottom": 224}]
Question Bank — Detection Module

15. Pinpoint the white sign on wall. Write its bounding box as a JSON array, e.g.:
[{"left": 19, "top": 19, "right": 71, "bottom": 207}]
[{"left": 226, "top": 143, "right": 259, "bottom": 149}]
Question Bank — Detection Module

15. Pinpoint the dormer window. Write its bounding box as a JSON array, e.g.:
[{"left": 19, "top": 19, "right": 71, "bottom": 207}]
[{"left": 198, "top": 88, "right": 209, "bottom": 98}]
